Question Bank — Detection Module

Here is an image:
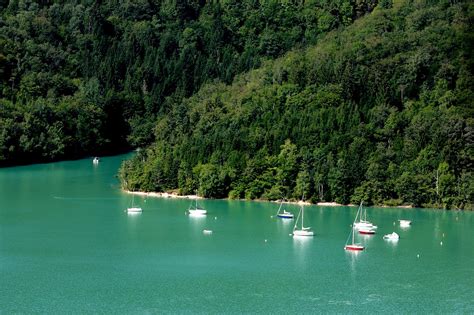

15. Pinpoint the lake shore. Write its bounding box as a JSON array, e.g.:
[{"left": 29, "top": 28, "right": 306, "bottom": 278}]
[
  {"left": 124, "top": 190, "right": 351, "bottom": 207},
  {"left": 124, "top": 190, "right": 425, "bottom": 209}
]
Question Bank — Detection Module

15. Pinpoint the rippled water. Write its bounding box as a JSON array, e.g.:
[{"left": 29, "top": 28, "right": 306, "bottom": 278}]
[{"left": 0, "top": 155, "right": 473, "bottom": 313}]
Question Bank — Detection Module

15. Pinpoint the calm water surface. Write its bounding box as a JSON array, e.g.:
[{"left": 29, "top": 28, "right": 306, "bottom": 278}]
[{"left": 0, "top": 155, "right": 473, "bottom": 313}]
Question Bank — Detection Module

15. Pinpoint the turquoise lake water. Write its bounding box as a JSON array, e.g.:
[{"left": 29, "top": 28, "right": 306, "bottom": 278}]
[{"left": 0, "top": 154, "right": 473, "bottom": 313}]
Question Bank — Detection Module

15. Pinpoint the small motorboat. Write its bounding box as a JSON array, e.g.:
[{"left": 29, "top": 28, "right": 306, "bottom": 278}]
[
  {"left": 359, "top": 228, "right": 376, "bottom": 235},
  {"left": 399, "top": 220, "right": 411, "bottom": 227},
  {"left": 93, "top": 157, "right": 100, "bottom": 164},
  {"left": 383, "top": 232, "right": 399, "bottom": 241},
  {"left": 203, "top": 229, "right": 213, "bottom": 234}
]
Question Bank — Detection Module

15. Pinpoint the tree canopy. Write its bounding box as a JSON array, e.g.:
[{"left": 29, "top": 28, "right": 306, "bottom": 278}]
[{"left": 119, "top": 0, "right": 473, "bottom": 210}]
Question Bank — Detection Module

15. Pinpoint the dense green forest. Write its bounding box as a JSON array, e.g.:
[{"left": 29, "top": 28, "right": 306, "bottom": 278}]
[
  {"left": 119, "top": 0, "right": 474, "bottom": 210},
  {"left": 0, "top": 0, "right": 375, "bottom": 165}
]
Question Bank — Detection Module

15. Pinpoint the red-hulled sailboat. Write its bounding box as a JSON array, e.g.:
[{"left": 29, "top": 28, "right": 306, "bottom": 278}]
[{"left": 345, "top": 203, "right": 365, "bottom": 251}]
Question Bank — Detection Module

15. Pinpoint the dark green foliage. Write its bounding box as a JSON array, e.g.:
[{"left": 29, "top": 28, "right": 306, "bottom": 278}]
[
  {"left": 120, "top": 1, "right": 474, "bottom": 210},
  {"left": 1, "top": 0, "right": 373, "bottom": 165}
]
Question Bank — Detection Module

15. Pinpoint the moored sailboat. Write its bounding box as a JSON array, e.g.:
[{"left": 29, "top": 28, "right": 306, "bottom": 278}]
[
  {"left": 188, "top": 193, "right": 207, "bottom": 216},
  {"left": 276, "top": 199, "right": 294, "bottom": 219},
  {"left": 292, "top": 202, "right": 314, "bottom": 237},
  {"left": 345, "top": 205, "right": 364, "bottom": 251},
  {"left": 353, "top": 202, "right": 377, "bottom": 230},
  {"left": 127, "top": 193, "right": 142, "bottom": 213}
]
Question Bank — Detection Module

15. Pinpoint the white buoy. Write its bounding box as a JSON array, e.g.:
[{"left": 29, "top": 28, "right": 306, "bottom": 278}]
[
  {"left": 417, "top": 254, "right": 420, "bottom": 258},
  {"left": 440, "top": 241, "right": 443, "bottom": 246},
  {"left": 264, "top": 239, "right": 267, "bottom": 243},
  {"left": 214, "top": 216, "right": 217, "bottom": 220}
]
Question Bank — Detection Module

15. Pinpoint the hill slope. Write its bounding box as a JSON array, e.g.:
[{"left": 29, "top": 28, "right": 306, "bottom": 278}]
[
  {"left": 0, "top": 0, "right": 374, "bottom": 165},
  {"left": 120, "top": 0, "right": 473, "bottom": 209}
]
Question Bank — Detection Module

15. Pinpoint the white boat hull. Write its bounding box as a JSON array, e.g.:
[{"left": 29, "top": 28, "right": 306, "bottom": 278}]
[
  {"left": 354, "top": 221, "right": 377, "bottom": 230},
  {"left": 293, "top": 229, "right": 314, "bottom": 237},
  {"left": 189, "top": 209, "right": 207, "bottom": 215},
  {"left": 399, "top": 220, "right": 411, "bottom": 227},
  {"left": 383, "top": 232, "right": 400, "bottom": 240},
  {"left": 127, "top": 207, "right": 142, "bottom": 213}
]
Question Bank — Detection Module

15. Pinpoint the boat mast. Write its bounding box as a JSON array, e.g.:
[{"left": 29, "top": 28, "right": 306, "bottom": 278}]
[
  {"left": 277, "top": 201, "right": 283, "bottom": 215},
  {"left": 301, "top": 205, "right": 304, "bottom": 229},
  {"left": 352, "top": 225, "right": 355, "bottom": 244}
]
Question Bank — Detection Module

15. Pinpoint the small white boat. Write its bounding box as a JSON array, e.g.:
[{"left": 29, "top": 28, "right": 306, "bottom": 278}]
[
  {"left": 127, "top": 194, "right": 142, "bottom": 213},
  {"left": 353, "top": 202, "right": 377, "bottom": 230},
  {"left": 292, "top": 201, "right": 314, "bottom": 237},
  {"left": 399, "top": 220, "right": 411, "bottom": 227},
  {"left": 127, "top": 206, "right": 142, "bottom": 213},
  {"left": 189, "top": 208, "right": 207, "bottom": 216},
  {"left": 188, "top": 193, "right": 207, "bottom": 216},
  {"left": 293, "top": 227, "right": 314, "bottom": 237},
  {"left": 383, "top": 232, "right": 400, "bottom": 241},
  {"left": 203, "top": 229, "right": 213, "bottom": 234},
  {"left": 93, "top": 157, "right": 100, "bottom": 164},
  {"left": 354, "top": 221, "right": 378, "bottom": 230}
]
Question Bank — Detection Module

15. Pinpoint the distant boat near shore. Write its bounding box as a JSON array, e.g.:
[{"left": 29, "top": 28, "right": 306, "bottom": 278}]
[
  {"left": 93, "top": 157, "right": 100, "bottom": 164},
  {"left": 188, "top": 193, "right": 207, "bottom": 216},
  {"left": 127, "top": 193, "right": 142, "bottom": 213},
  {"left": 275, "top": 199, "right": 294, "bottom": 219}
]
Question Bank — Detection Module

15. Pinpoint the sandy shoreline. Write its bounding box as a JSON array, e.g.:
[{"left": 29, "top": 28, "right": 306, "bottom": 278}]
[
  {"left": 124, "top": 190, "right": 203, "bottom": 199},
  {"left": 124, "top": 190, "right": 415, "bottom": 208},
  {"left": 125, "top": 190, "right": 339, "bottom": 206}
]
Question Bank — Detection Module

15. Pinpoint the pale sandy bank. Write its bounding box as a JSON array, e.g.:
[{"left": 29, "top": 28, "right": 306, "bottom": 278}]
[{"left": 124, "top": 190, "right": 203, "bottom": 199}]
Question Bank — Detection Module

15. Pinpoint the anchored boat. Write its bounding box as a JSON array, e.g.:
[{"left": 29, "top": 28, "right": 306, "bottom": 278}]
[
  {"left": 127, "top": 193, "right": 142, "bottom": 213},
  {"left": 188, "top": 193, "right": 207, "bottom": 216},
  {"left": 345, "top": 204, "right": 365, "bottom": 251},
  {"left": 383, "top": 232, "right": 400, "bottom": 241},
  {"left": 353, "top": 202, "right": 377, "bottom": 230},
  {"left": 292, "top": 202, "right": 314, "bottom": 237},
  {"left": 276, "top": 199, "right": 294, "bottom": 219}
]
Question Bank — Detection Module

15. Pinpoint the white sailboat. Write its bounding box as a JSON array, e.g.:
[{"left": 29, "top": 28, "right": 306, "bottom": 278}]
[
  {"left": 276, "top": 199, "right": 294, "bottom": 219},
  {"left": 353, "top": 201, "right": 377, "bottom": 230},
  {"left": 127, "top": 193, "right": 142, "bottom": 213},
  {"left": 345, "top": 206, "right": 364, "bottom": 251},
  {"left": 188, "top": 193, "right": 207, "bottom": 216},
  {"left": 292, "top": 203, "right": 314, "bottom": 237}
]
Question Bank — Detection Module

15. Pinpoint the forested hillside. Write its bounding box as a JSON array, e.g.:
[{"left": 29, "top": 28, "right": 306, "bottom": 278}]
[
  {"left": 0, "top": 0, "right": 375, "bottom": 165},
  {"left": 120, "top": 0, "right": 474, "bottom": 209}
]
